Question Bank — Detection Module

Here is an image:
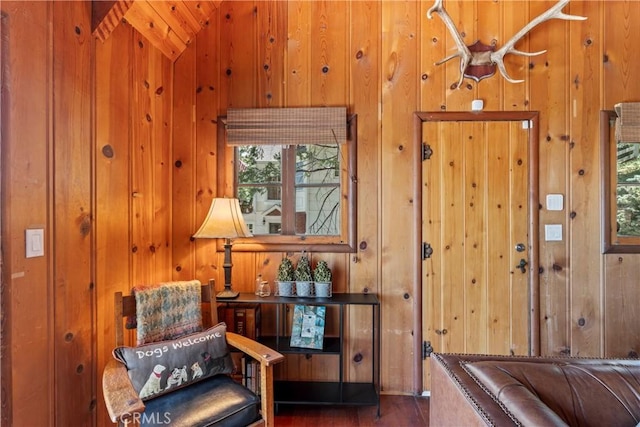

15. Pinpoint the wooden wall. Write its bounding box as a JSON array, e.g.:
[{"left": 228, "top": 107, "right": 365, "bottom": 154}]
[
  {"left": 1, "top": 1, "right": 94, "bottom": 426},
  {"left": 2, "top": 1, "right": 640, "bottom": 426}
]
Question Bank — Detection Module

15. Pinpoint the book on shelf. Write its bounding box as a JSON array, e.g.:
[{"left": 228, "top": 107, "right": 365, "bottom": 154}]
[
  {"left": 290, "top": 304, "right": 326, "bottom": 350},
  {"left": 217, "top": 303, "right": 261, "bottom": 340},
  {"left": 238, "top": 355, "right": 261, "bottom": 396},
  {"left": 230, "top": 352, "right": 244, "bottom": 384},
  {"left": 218, "top": 304, "right": 262, "bottom": 395},
  {"left": 235, "top": 308, "right": 246, "bottom": 337}
]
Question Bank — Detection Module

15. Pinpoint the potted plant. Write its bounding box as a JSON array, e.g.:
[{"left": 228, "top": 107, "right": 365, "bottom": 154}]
[
  {"left": 313, "top": 260, "right": 332, "bottom": 298},
  {"left": 294, "top": 255, "right": 313, "bottom": 297},
  {"left": 276, "top": 257, "right": 295, "bottom": 296}
]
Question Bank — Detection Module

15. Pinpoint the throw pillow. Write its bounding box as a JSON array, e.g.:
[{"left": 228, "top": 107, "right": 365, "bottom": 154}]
[{"left": 113, "top": 322, "right": 235, "bottom": 401}]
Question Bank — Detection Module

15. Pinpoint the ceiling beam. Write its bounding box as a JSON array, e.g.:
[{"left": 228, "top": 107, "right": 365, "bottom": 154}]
[{"left": 92, "top": 0, "right": 220, "bottom": 62}]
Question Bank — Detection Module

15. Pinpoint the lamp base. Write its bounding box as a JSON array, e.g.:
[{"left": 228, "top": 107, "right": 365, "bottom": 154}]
[{"left": 216, "top": 286, "right": 239, "bottom": 299}]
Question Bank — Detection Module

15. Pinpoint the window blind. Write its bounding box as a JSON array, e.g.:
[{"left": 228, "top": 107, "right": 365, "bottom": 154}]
[
  {"left": 226, "top": 107, "right": 347, "bottom": 146},
  {"left": 615, "top": 102, "right": 640, "bottom": 142}
]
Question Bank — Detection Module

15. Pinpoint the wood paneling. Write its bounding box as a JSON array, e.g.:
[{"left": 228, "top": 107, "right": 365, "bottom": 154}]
[
  {"left": 193, "top": 10, "right": 221, "bottom": 286},
  {"left": 568, "top": 0, "right": 603, "bottom": 357},
  {"left": 51, "top": 2, "right": 94, "bottom": 425},
  {"left": 380, "top": 0, "right": 419, "bottom": 394},
  {"left": 605, "top": 254, "right": 640, "bottom": 357},
  {"left": 95, "top": 20, "right": 134, "bottom": 427},
  {"left": 1, "top": 3, "right": 53, "bottom": 426},
  {"left": 172, "top": 26, "right": 197, "bottom": 281},
  {"left": 130, "top": 33, "right": 174, "bottom": 285},
  {"left": 4, "top": 1, "right": 640, "bottom": 425},
  {"left": 530, "top": 0, "right": 572, "bottom": 357},
  {"left": 256, "top": 1, "right": 286, "bottom": 107},
  {"left": 347, "top": 0, "right": 381, "bottom": 384}
]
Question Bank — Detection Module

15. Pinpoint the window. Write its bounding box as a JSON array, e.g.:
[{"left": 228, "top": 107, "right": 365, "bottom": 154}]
[
  {"left": 267, "top": 186, "right": 281, "bottom": 201},
  {"left": 236, "top": 143, "right": 342, "bottom": 236},
  {"left": 601, "top": 109, "right": 640, "bottom": 253},
  {"left": 217, "top": 108, "right": 357, "bottom": 252}
]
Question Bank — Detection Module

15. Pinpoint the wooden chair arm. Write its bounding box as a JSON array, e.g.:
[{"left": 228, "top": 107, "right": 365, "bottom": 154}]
[
  {"left": 226, "top": 332, "right": 284, "bottom": 427},
  {"left": 226, "top": 332, "right": 285, "bottom": 366},
  {"left": 102, "top": 359, "right": 145, "bottom": 424}
]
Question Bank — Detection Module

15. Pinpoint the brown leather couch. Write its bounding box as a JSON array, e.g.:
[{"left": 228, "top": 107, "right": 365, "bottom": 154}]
[{"left": 430, "top": 353, "right": 640, "bottom": 426}]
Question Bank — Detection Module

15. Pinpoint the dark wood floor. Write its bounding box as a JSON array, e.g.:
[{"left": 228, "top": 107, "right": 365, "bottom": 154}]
[{"left": 274, "top": 395, "right": 430, "bottom": 426}]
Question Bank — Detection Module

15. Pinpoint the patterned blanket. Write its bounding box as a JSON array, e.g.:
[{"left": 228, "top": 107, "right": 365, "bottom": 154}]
[{"left": 129, "top": 280, "right": 203, "bottom": 345}]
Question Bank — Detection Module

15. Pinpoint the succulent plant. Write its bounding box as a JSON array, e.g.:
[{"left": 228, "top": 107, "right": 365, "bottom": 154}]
[
  {"left": 294, "top": 255, "right": 313, "bottom": 282},
  {"left": 276, "top": 257, "right": 295, "bottom": 281},
  {"left": 313, "top": 260, "right": 332, "bottom": 283}
]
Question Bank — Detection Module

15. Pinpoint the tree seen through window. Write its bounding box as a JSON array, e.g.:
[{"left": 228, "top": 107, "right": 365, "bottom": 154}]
[
  {"left": 616, "top": 142, "right": 640, "bottom": 237},
  {"left": 236, "top": 143, "right": 340, "bottom": 236}
]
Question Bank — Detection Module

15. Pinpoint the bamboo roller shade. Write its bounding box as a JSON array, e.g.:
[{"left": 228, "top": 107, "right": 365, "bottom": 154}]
[
  {"left": 226, "top": 107, "right": 347, "bottom": 146},
  {"left": 615, "top": 102, "right": 640, "bottom": 142}
]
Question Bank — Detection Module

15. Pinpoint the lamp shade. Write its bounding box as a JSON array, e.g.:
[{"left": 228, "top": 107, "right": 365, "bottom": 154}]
[{"left": 193, "top": 198, "right": 253, "bottom": 239}]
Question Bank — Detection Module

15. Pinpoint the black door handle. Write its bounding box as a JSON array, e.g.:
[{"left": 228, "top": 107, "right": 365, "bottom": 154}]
[{"left": 516, "top": 259, "right": 528, "bottom": 273}]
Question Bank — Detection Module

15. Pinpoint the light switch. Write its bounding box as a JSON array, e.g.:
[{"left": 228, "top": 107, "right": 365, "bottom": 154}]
[
  {"left": 26, "top": 229, "right": 44, "bottom": 258},
  {"left": 546, "top": 194, "right": 564, "bottom": 211},
  {"left": 544, "top": 224, "right": 562, "bottom": 241}
]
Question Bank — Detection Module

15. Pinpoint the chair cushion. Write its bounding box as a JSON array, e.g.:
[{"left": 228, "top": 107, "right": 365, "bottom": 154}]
[
  {"left": 113, "top": 322, "right": 235, "bottom": 400},
  {"left": 139, "top": 375, "right": 260, "bottom": 427}
]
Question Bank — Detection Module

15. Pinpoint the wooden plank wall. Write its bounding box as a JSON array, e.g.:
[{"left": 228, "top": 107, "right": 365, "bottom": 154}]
[
  {"left": 3, "top": 1, "right": 640, "bottom": 426},
  {"left": 602, "top": 1, "right": 640, "bottom": 359},
  {"left": 1, "top": 1, "right": 94, "bottom": 426},
  {"left": 1, "top": 3, "right": 53, "bottom": 426}
]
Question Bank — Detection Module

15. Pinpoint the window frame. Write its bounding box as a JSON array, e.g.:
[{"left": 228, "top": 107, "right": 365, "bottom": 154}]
[
  {"left": 601, "top": 109, "right": 640, "bottom": 253},
  {"left": 217, "top": 113, "right": 357, "bottom": 253}
]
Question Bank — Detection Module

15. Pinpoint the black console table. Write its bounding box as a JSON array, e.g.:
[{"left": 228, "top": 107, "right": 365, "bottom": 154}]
[{"left": 224, "top": 293, "right": 380, "bottom": 416}]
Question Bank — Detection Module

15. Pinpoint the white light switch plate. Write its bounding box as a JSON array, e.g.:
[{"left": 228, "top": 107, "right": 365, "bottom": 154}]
[
  {"left": 546, "top": 194, "right": 564, "bottom": 211},
  {"left": 544, "top": 224, "right": 562, "bottom": 241},
  {"left": 26, "top": 228, "right": 44, "bottom": 258}
]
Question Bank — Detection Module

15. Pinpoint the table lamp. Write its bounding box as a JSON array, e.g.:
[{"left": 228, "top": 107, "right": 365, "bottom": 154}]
[{"left": 193, "top": 198, "right": 253, "bottom": 299}]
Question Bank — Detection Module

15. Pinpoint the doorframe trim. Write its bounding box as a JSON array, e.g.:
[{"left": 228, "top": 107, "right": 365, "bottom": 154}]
[{"left": 413, "top": 111, "right": 540, "bottom": 393}]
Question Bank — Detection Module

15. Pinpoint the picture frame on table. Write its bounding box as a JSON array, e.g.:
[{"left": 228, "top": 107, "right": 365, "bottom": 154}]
[{"left": 290, "top": 305, "right": 326, "bottom": 350}]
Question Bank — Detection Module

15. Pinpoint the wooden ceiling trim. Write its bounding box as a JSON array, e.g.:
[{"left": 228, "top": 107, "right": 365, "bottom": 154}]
[
  {"left": 93, "top": 0, "right": 135, "bottom": 43},
  {"left": 147, "top": 2, "right": 200, "bottom": 47},
  {"left": 124, "top": 1, "right": 186, "bottom": 61},
  {"left": 93, "top": 1, "right": 220, "bottom": 62}
]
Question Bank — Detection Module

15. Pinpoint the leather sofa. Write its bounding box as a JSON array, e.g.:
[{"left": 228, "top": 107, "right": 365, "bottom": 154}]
[{"left": 430, "top": 353, "right": 640, "bottom": 426}]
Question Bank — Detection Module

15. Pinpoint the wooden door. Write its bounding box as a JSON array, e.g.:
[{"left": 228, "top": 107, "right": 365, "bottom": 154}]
[{"left": 418, "top": 112, "right": 539, "bottom": 391}]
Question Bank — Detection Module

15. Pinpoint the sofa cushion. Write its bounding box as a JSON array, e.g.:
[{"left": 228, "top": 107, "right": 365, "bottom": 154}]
[
  {"left": 139, "top": 375, "right": 260, "bottom": 427},
  {"left": 462, "top": 360, "right": 640, "bottom": 427},
  {"left": 113, "top": 322, "right": 235, "bottom": 400}
]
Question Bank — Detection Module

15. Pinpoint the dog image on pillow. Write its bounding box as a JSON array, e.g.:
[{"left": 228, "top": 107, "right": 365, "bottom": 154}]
[
  {"left": 191, "top": 361, "right": 203, "bottom": 380},
  {"left": 165, "top": 366, "right": 188, "bottom": 390},
  {"left": 139, "top": 364, "right": 166, "bottom": 399}
]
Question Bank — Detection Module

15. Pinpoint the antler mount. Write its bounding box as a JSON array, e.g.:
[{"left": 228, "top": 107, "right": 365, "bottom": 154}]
[{"left": 427, "top": 0, "right": 587, "bottom": 87}]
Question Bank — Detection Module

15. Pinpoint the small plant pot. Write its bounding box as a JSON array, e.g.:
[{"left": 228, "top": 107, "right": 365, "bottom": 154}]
[
  {"left": 314, "top": 282, "right": 332, "bottom": 298},
  {"left": 295, "top": 281, "right": 314, "bottom": 297},
  {"left": 276, "top": 281, "right": 295, "bottom": 297}
]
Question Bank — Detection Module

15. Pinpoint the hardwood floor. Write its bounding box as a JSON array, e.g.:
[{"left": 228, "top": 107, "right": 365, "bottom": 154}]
[{"left": 273, "top": 395, "right": 430, "bottom": 426}]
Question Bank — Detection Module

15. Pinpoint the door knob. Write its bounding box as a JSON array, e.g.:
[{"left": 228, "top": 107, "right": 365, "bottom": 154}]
[
  {"left": 515, "top": 243, "right": 526, "bottom": 252},
  {"left": 516, "top": 259, "right": 528, "bottom": 273}
]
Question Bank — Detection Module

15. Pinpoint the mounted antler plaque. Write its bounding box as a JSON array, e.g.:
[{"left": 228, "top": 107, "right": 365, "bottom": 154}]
[{"left": 427, "top": 0, "right": 587, "bottom": 87}]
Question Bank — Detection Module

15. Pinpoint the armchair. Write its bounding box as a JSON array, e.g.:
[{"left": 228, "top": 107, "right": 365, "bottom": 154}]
[{"left": 102, "top": 279, "right": 284, "bottom": 426}]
